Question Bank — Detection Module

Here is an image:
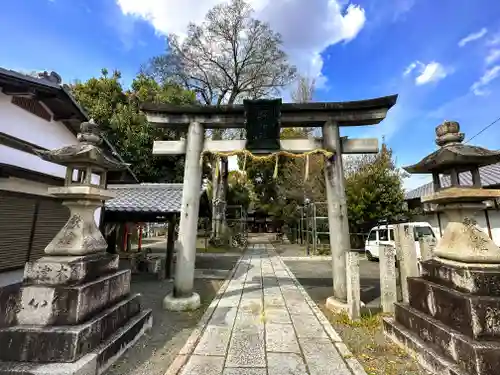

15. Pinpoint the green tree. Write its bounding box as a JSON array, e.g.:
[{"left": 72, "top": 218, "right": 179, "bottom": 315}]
[
  {"left": 70, "top": 69, "right": 198, "bottom": 182},
  {"left": 226, "top": 170, "right": 254, "bottom": 212},
  {"left": 345, "top": 144, "right": 407, "bottom": 234}
]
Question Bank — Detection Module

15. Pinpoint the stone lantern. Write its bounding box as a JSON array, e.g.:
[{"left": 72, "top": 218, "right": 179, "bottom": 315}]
[
  {"left": 0, "top": 120, "right": 152, "bottom": 375},
  {"left": 34, "top": 119, "right": 126, "bottom": 256},
  {"left": 383, "top": 121, "right": 500, "bottom": 375},
  {"left": 405, "top": 120, "right": 500, "bottom": 264}
]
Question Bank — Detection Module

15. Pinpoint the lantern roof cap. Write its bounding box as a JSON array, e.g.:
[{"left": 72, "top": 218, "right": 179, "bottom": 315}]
[
  {"left": 404, "top": 120, "right": 500, "bottom": 174},
  {"left": 34, "top": 119, "right": 128, "bottom": 171}
]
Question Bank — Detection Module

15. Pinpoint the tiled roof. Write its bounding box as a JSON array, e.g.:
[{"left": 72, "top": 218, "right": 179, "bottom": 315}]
[
  {"left": 405, "top": 163, "right": 500, "bottom": 200},
  {"left": 105, "top": 183, "right": 187, "bottom": 213}
]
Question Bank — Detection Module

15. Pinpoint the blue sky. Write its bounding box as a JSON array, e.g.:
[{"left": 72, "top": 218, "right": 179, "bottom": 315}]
[{"left": 2, "top": 0, "right": 500, "bottom": 191}]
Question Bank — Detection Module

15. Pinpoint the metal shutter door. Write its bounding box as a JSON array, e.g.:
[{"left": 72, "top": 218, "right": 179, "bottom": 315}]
[
  {"left": 0, "top": 191, "right": 37, "bottom": 271},
  {"left": 30, "top": 199, "right": 70, "bottom": 262}
]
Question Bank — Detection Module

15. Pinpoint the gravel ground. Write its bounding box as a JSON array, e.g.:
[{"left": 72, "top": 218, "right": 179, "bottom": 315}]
[
  {"left": 321, "top": 308, "right": 427, "bottom": 375},
  {"left": 106, "top": 276, "right": 223, "bottom": 375},
  {"left": 106, "top": 251, "right": 240, "bottom": 375},
  {"left": 284, "top": 259, "right": 427, "bottom": 375}
]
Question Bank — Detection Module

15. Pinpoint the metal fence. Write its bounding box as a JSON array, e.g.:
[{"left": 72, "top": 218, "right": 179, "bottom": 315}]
[
  {"left": 287, "top": 202, "right": 369, "bottom": 255},
  {"left": 197, "top": 205, "right": 249, "bottom": 250}
]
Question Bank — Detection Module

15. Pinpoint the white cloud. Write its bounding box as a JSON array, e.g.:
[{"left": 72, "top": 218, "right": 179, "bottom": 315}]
[
  {"left": 393, "top": 0, "right": 416, "bottom": 20},
  {"left": 486, "top": 49, "right": 500, "bottom": 65},
  {"left": 403, "top": 62, "right": 418, "bottom": 76},
  {"left": 471, "top": 65, "right": 500, "bottom": 96},
  {"left": 115, "top": 0, "right": 366, "bottom": 87},
  {"left": 403, "top": 61, "right": 450, "bottom": 85},
  {"left": 458, "top": 27, "right": 488, "bottom": 47},
  {"left": 415, "top": 62, "right": 449, "bottom": 85},
  {"left": 487, "top": 33, "right": 500, "bottom": 46}
]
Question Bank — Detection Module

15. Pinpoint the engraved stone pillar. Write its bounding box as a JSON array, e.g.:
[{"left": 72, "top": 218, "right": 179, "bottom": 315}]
[
  {"left": 379, "top": 244, "right": 397, "bottom": 313},
  {"left": 418, "top": 236, "right": 436, "bottom": 262},
  {"left": 346, "top": 251, "right": 361, "bottom": 321},
  {"left": 394, "top": 224, "right": 420, "bottom": 302},
  {"left": 398, "top": 224, "right": 419, "bottom": 303}
]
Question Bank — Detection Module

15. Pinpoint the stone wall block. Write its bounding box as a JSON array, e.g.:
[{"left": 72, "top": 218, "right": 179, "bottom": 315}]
[
  {"left": 421, "top": 259, "right": 500, "bottom": 296},
  {"left": 0, "top": 294, "right": 142, "bottom": 363},
  {"left": 395, "top": 302, "right": 500, "bottom": 375},
  {"left": 23, "top": 253, "right": 119, "bottom": 286},
  {"left": 16, "top": 269, "right": 131, "bottom": 326},
  {"left": 408, "top": 277, "right": 500, "bottom": 340}
]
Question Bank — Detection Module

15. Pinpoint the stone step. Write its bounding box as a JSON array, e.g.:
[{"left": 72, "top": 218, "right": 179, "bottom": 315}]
[
  {"left": 383, "top": 316, "right": 467, "bottom": 375},
  {"left": 407, "top": 277, "right": 500, "bottom": 340},
  {"left": 23, "top": 253, "right": 119, "bottom": 286},
  {"left": 0, "top": 308, "right": 153, "bottom": 375},
  {"left": 382, "top": 317, "right": 470, "bottom": 375},
  {"left": 421, "top": 259, "right": 500, "bottom": 297},
  {"left": 96, "top": 308, "right": 153, "bottom": 373},
  {"left": 0, "top": 293, "right": 142, "bottom": 363},
  {"left": 17, "top": 269, "right": 131, "bottom": 326},
  {"left": 394, "top": 302, "right": 500, "bottom": 375}
]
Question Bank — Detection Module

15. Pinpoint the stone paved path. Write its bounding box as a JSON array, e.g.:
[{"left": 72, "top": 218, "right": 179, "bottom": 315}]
[{"left": 169, "top": 243, "right": 366, "bottom": 375}]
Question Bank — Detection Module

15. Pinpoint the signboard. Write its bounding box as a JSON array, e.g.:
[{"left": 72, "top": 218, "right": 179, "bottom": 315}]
[{"left": 244, "top": 99, "right": 282, "bottom": 154}]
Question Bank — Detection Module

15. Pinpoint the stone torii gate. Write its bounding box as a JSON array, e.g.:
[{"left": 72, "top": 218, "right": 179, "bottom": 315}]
[{"left": 142, "top": 95, "right": 398, "bottom": 311}]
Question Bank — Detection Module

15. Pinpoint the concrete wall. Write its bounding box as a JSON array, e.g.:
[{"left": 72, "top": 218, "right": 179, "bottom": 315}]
[
  {"left": 0, "top": 92, "right": 101, "bottom": 224},
  {"left": 414, "top": 209, "right": 500, "bottom": 246}
]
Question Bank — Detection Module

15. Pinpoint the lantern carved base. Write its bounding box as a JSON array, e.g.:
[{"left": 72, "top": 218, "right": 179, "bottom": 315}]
[
  {"left": 0, "top": 253, "right": 152, "bottom": 374},
  {"left": 432, "top": 203, "right": 500, "bottom": 264},
  {"left": 384, "top": 258, "right": 500, "bottom": 375},
  {"left": 44, "top": 186, "right": 113, "bottom": 256}
]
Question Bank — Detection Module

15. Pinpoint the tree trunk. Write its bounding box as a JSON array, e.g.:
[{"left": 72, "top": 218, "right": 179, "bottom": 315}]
[
  {"left": 211, "top": 155, "right": 220, "bottom": 239},
  {"left": 217, "top": 157, "right": 229, "bottom": 239}
]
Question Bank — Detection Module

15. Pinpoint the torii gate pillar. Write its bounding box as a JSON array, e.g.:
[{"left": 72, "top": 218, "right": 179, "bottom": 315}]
[
  {"left": 163, "top": 121, "right": 204, "bottom": 311},
  {"left": 323, "top": 121, "right": 350, "bottom": 304}
]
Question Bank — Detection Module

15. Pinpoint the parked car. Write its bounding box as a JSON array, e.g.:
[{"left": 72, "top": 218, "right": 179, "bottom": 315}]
[{"left": 365, "top": 222, "right": 436, "bottom": 261}]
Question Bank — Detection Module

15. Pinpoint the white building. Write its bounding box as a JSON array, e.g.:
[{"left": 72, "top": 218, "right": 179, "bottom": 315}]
[
  {"left": 0, "top": 68, "right": 136, "bottom": 272},
  {"left": 406, "top": 164, "right": 500, "bottom": 245}
]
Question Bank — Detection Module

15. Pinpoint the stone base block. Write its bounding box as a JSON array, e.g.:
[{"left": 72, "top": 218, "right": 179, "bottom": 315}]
[
  {"left": 0, "top": 309, "right": 152, "bottom": 375},
  {"left": 17, "top": 269, "right": 131, "bottom": 325},
  {"left": 407, "top": 277, "right": 500, "bottom": 340},
  {"left": 0, "top": 294, "right": 142, "bottom": 362},
  {"left": 23, "top": 253, "right": 119, "bottom": 286},
  {"left": 383, "top": 317, "right": 467, "bottom": 375},
  {"left": 163, "top": 292, "right": 200, "bottom": 311},
  {"left": 325, "top": 296, "right": 366, "bottom": 314},
  {"left": 394, "top": 302, "right": 500, "bottom": 375},
  {"left": 421, "top": 259, "right": 500, "bottom": 296}
]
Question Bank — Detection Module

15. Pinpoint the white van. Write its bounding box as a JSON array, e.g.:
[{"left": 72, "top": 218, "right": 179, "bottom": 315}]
[{"left": 365, "top": 222, "right": 436, "bottom": 261}]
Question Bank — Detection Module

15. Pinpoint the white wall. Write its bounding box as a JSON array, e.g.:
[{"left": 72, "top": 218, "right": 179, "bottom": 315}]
[
  {"left": 415, "top": 209, "right": 500, "bottom": 246},
  {"left": 0, "top": 92, "right": 101, "bottom": 224},
  {"left": 0, "top": 92, "right": 76, "bottom": 150}
]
